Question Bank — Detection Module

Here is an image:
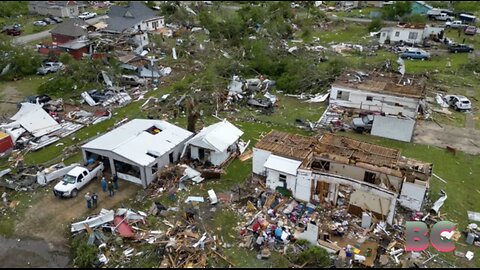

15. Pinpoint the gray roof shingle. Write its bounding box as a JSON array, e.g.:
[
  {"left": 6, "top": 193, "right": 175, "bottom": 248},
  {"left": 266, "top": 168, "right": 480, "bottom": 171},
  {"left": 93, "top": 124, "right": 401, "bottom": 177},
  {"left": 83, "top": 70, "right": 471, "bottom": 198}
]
[
  {"left": 105, "top": 2, "right": 158, "bottom": 33},
  {"left": 50, "top": 18, "right": 88, "bottom": 37}
]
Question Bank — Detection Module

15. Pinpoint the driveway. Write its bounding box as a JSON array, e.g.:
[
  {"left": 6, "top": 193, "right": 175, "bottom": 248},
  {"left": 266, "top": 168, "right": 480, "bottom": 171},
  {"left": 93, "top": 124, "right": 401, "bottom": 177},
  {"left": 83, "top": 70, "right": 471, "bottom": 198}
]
[
  {"left": 413, "top": 120, "right": 480, "bottom": 155},
  {"left": 14, "top": 176, "right": 141, "bottom": 246},
  {"left": 12, "top": 15, "right": 108, "bottom": 45}
]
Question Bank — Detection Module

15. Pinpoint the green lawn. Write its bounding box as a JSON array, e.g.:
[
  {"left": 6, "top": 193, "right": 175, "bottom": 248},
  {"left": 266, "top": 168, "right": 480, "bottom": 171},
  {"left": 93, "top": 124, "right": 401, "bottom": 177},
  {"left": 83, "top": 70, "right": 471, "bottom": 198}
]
[
  {"left": 0, "top": 15, "right": 55, "bottom": 36},
  {"left": 314, "top": 23, "right": 372, "bottom": 45}
]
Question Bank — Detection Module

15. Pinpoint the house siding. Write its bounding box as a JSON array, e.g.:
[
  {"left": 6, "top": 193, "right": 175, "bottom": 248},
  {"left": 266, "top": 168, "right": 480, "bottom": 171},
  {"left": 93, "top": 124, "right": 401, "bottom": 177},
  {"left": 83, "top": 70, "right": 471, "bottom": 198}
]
[
  {"left": 329, "top": 86, "right": 420, "bottom": 118},
  {"left": 252, "top": 148, "right": 272, "bottom": 175},
  {"left": 380, "top": 28, "right": 424, "bottom": 44}
]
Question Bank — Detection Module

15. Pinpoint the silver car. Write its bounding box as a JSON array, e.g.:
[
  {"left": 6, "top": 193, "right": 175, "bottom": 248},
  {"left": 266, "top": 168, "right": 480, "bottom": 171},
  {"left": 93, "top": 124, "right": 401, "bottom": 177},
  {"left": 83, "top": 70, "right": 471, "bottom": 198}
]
[{"left": 37, "top": 62, "right": 64, "bottom": 75}]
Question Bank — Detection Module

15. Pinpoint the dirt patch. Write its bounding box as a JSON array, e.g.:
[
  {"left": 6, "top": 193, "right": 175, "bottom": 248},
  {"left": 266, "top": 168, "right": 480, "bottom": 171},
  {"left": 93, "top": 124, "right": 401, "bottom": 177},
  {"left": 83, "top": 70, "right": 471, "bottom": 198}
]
[
  {"left": 0, "top": 236, "right": 70, "bottom": 267},
  {"left": 0, "top": 84, "right": 23, "bottom": 119},
  {"left": 413, "top": 120, "right": 480, "bottom": 155},
  {"left": 14, "top": 178, "right": 141, "bottom": 246}
]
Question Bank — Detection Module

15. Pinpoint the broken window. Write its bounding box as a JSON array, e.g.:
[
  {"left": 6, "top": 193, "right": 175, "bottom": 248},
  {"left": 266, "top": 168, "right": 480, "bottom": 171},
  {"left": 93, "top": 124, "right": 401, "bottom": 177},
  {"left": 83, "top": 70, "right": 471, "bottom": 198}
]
[
  {"left": 146, "top": 126, "right": 162, "bottom": 135},
  {"left": 395, "top": 31, "right": 400, "bottom": 37},
  {"left": 408, "top": 32, "right": 418, "bottom": 40},
  {"left": 366, "top": 96, "right": 373, "bottom": 101},
  {"left": 394, "top": 103, "right": 403, "bottom": 107},
  {"left": 364, "top": 171, "right": 376, "bottom": 184},
  {"left": 311, "top": 160, "right": 330, "bottom": 171},
  {"left": 279, "top": 174, "right": 287, "bottom": 188},
  {"left": 169, "top": 152, "right": 174, "bottom": 163},
  {"left": 337, "top": 91, "right": 350, "bottom": 101}
]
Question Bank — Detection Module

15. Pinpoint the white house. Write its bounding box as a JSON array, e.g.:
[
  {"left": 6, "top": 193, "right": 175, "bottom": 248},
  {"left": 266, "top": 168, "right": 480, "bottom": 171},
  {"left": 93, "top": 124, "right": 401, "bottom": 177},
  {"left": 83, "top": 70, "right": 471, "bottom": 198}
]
[
  {"left": 183, "top": 119, "right": 243, "bottom": 166},
  {"left": 329, "top": 71, "right": 426, "bottom": 119},
  {"left": 252, "top": 131, "right": 315, "bottom": 192},
  {"left": 104, "top": 2, "right": 165, "bottom": 49},
  {"left": 81, "top": 119, "right": 193, "bottom": 188},
  {"left": 253, "top": 131, "right": 433, "bottom": 225},
  {"left": 379, "top": 24, "right": 445, "bottom": 45}
]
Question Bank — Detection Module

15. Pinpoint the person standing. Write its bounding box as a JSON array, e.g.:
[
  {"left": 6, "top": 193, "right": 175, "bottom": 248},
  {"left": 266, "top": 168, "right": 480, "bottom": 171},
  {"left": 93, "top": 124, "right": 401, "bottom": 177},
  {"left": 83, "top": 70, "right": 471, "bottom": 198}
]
[
  {"left": 101, "top": 177, "right": 107, "bottom": 193},
  {"left": 108, "top": 180, "right": 115, "bottom": 197},
  {"left": 113, "top": 173, "right": 119, "bottom": 191},
  {"left": 85, "top": 192, "right": 92, "bottom": 209},
  {"left": 92, "top": 192, "right": 98, "bottom": 209}
]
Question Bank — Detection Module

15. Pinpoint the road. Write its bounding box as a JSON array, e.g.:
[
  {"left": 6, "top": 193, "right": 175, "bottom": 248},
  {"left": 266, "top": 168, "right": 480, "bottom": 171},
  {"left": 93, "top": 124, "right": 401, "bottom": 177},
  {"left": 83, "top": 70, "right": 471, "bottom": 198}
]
[{"left": 13, "top": 15, "right": 108, "bottom": 45}]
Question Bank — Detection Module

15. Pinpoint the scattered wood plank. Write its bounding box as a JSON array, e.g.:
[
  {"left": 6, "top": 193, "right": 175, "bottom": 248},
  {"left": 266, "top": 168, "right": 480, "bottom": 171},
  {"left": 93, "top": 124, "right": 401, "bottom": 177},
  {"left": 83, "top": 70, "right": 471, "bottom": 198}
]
[
  {"left": 432, "top": 173, "right": 447, "bottom": 184},
  {"left": 211, "top": 249, "right": 236, "bottom": 267}
]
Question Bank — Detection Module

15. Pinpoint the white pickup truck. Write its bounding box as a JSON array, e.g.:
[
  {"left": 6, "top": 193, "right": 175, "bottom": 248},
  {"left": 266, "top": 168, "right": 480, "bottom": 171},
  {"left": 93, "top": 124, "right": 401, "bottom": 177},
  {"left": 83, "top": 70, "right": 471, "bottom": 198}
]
[
  {"left": 445, "top": 20, "right": 466, "bottom": 29},
  {"left": 435, "top": 13, "right": 455, "bottom": 21},
  {"left": 53, "top": 162, "right": 104, "bottom": 198}
]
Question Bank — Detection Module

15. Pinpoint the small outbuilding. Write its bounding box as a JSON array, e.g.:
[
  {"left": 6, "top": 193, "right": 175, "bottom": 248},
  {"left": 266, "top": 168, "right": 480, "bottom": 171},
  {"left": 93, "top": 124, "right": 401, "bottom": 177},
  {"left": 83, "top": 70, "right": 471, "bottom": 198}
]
[
  {"left": 81, "top": 119, "right": 193, "bottom": 188},
  {"left": 183, "top": 119, "right": 243, "bottom": 166}
]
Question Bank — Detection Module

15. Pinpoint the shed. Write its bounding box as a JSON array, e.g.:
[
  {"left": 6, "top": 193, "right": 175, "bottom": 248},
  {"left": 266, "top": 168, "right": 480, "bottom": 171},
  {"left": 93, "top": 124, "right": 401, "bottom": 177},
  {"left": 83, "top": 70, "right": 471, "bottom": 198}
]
[
  {"left": 411, "top": 1, "right": 432, "bottom": 15},
  {"left": 183, "top": 119, "right": 243, "bottom": 166},
  {"left": 81, "top": 119, "right": 193, "bottom": 188}
]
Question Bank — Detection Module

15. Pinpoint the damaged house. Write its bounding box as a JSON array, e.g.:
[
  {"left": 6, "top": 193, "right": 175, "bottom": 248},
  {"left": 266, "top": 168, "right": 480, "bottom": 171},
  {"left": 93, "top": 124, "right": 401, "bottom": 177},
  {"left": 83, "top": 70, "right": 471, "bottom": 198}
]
[
  {"left": 329, "top": 71, "right": 426, "bottom": 142},
  {"left": 182, "top": 119, "right": 244, "bottom": 166},
  {"left": 103, "top": 2, "right": 165, "bottom": 51},
  {"left": 49, "top": 19, "right": 93, "bottom": 60},
  {"left": 81, "top": 119, "right": 193, "bottom": 188},
  {"left": 379, "top": 24, "right": 444, "bottom": 45},
  {"left": 252, "top": 131, "right": 316, "bottom": 191},
  {"left": 253, "top": 132, "right": 432, "bottom": 225}
]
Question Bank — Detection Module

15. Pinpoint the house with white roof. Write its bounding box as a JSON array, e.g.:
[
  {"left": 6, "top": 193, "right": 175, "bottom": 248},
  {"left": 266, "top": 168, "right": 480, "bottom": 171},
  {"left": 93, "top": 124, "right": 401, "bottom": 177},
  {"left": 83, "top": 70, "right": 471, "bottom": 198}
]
[
  {"left": 183, "top": 119, "right": 244, "bottom": 166},
  {"left": 81, "top": 119, "right": 193, "bottom": 188}
]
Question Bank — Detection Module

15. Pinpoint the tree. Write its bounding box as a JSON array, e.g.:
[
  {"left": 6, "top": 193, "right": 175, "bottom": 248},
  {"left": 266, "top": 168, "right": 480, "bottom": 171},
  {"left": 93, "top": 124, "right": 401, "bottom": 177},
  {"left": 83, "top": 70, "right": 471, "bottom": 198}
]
[
  {"left": 382, "top": 1, "right": 412, "bottom": 20},
  {"left": 297, "top": 246, "right": 331, "bottom": 268},
  {"left": 406, "top": 14, "right": 427, "bottom": 24},
  {"left": 368, "top": 18, "right": 383, "bottom": 32}
]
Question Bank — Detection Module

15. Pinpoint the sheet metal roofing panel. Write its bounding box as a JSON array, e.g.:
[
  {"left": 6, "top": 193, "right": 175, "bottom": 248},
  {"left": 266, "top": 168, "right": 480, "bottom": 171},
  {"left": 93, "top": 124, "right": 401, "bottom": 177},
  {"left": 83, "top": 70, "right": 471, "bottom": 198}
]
[
  {"left": 187, "top": 120, "right": 243, "bottom": 153},
  {"left": 264, "top": 154, "right": 302, "bottom": 176},
  {"left": 82, "top": 119, "right": 193, "bottom": 166},
  {"left": 11, "top": 103, "right": 61, "bottom": 138}
]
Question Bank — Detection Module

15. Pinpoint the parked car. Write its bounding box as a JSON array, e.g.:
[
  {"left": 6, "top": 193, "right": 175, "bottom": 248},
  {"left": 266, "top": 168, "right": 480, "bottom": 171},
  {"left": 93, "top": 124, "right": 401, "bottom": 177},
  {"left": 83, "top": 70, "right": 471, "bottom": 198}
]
[
  {"left": 50, "top": 16, "right": 63, "bottom": 23},
  {"left": 78, "top": 12, "right": 97, "bottom": 20},
  {"left": 400, "top": 48, "right": 431, "bottom": 60},
  {"left": 444, "top": 95, "right": 472, "bottom": 111},
  {"left": 120, "top": 75, "right": 146, "bottom": 86},
  {"left": 43, "top": 17, "right": 55, "bottom": 24},
  {"left": 53, "top": 162, "right": 104, "bottom": 198},
  {"left": 4, "top": 28, "right": 22, "bottom": 36},
  {"left": 448, "top": 43, "right": 474, "bottom": 53},
  {"left": 351, "top": 114, "right": 374, "bottom": 132},
  {"left": 445, "top": 20, "right": 466, "bottom": 28},
  {"left": 465, "top": 26, "right": 477, "bottom": 35},
  {"left": 33, "top": 20, "right": 48, "bottom": 26},
  {"left": 434, "top": 13, "right": 455, "bottom": 21},
  {"left": 37, "top": 62, "right": 64, "bottom": 75}
]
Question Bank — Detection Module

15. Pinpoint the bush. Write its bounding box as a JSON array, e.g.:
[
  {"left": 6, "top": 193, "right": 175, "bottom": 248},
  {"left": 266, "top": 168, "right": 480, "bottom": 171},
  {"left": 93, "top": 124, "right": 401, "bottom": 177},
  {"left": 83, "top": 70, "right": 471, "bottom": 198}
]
[
  {"left": 382, "top": 1, "right": 412, "bottom": 20},
  {"left": 0, "top": 2, "right": 28, "bottom": 17},
  {"left": 406, "top": 14, "right": 427, "bottom": 24},
  {"left": 297, "top": 246, "right": 330, "bottom": 268},
  {"left": 71, "top": 235, "right": 98, "bottom": 268}
]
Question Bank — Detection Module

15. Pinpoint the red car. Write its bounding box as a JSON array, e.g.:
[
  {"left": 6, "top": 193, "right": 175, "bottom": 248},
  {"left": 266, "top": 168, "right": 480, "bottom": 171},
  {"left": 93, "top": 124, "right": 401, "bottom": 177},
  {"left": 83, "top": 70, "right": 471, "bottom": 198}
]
[{"left": 5, "top": 28, "right": 22, "bottom": 36}]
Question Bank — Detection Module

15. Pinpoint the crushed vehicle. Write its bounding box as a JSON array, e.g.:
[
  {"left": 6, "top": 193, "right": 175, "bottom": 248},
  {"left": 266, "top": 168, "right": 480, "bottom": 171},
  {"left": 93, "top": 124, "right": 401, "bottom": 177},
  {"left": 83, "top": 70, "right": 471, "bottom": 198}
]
[
  {"left": 448, "top": 43, "right": 474, "bottom": 53},
  {"left": 444, "top": 95, "right": 472, "bottom": 111},
  {"left": 37, "top": 62, "right": 64, "bottom": 75},
  {"left": 351, "top": 114, "right": 374, "bottom": 132},
  {"left": 120, "top": 75, "right": 146, "bottom": 86},
  {"left": 53, "top": 162, "right": 104, "bottom": 198}
]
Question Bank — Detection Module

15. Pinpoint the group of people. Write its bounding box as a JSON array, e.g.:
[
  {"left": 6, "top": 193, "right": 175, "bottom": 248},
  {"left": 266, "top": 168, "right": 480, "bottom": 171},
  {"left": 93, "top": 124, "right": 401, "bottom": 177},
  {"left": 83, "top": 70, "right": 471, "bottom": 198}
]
[{"left": 85, "top": 174, "right": 119, "bottom": 209}]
